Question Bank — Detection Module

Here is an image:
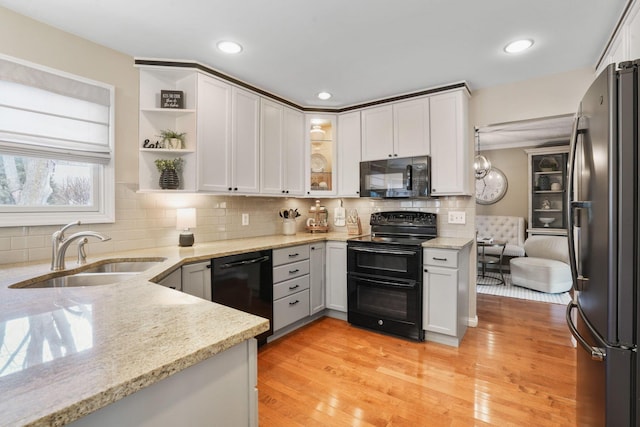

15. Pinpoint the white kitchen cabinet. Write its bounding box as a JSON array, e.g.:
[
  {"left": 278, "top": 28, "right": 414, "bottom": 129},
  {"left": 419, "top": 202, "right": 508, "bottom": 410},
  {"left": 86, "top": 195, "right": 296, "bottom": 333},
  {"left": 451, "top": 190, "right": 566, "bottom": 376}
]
[
  {"left": 337, "top": 111, "right": 362, "bottom": 197},
  {"left": 429, "top": 89, "right": 471, "bottom": 196},
  {"left": 306, "top": 114, "right": 337, "bottom": 196},
  {"left": 198, "top": 74, "right": 260, "bottom": 194},
  {"left": 138, "top": 66, "right": 198, "bottom": 192},
  {"left": 423, "top": 246, "right": 470, "bottom": 347},
  {"left": 181, "top": 260, "right": 212, "bottom": 300},
  {"left": 69, "top": 339, "right": 258, "bottom": 427},
  {"left": 157, "top": 268, "right": 182, "bottom": 291},
  {"left": 309, "top": 242, "right": 326, "bottom": 315},
  {"left": 595, "top": 0, "right": 640, "bottom": 75},
  {"left": 360, "top": 97, "right": 430, "bottom": 162},
  {"left": 272, "top": 245, "right": 311, "bottom": 331},
  {"left": 260, "top": 98, "right": 305, "bottom": 196},
  {"left": 325, "top": 241, "right": 347, "bottom": 313}
]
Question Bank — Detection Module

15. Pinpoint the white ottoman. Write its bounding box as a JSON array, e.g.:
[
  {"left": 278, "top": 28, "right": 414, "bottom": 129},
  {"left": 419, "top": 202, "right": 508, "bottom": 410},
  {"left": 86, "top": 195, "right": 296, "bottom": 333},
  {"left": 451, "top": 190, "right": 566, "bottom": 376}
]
[{"left": 510, "top": 257, "right": 572, "bottom": 293}]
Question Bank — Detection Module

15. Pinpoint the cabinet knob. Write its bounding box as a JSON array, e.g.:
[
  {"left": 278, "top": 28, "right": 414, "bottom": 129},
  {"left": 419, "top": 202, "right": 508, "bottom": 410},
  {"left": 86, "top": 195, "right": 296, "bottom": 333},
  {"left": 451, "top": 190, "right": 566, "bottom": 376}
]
[
  {"left": 424, "top": 268, "right": 428, "bottom": 273},
  {"left": 228, "top": 187, "right": 232, "bottom": 191},
  {"left": 286, "top": 190, "right": 289, "bottom": 194},
  {"left": 234, "top": 187, "right": 238, "bottom": 191},
  {"left": 394, "top": 153, "right": 398, "bottom": 157},
  {"left": 282, "top": 190, "right": 285, "bottom": 193},
  {"left": 388, "top": 154, "right": 392, "bottom": 158}
]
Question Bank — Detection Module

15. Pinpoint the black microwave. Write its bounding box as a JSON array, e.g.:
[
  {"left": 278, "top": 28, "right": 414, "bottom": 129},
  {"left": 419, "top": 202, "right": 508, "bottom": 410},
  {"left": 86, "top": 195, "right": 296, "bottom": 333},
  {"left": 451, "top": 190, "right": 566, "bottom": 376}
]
[{"left": 360, "top": 156, "right": 431, "bottom": 198}]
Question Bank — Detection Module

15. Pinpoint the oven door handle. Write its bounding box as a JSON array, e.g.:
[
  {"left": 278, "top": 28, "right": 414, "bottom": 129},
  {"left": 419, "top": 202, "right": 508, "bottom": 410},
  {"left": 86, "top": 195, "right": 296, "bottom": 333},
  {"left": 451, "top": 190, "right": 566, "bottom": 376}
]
[
  {"left": 350, "top": 246, "right": 417, "bottom": 256},
  {"left": 351, "top": 274, "right": 417, "bottom": 289}
]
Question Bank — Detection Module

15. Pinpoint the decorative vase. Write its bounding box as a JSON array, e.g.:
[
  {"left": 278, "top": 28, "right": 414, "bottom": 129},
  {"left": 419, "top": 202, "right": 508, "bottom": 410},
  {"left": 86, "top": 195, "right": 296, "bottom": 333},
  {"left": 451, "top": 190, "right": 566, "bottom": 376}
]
[
  {"left": 159, "top": 169, "right": 180, "bottom": 189},
  {"left": 538, "top": 175, "right": 551, "bottom": 191}
]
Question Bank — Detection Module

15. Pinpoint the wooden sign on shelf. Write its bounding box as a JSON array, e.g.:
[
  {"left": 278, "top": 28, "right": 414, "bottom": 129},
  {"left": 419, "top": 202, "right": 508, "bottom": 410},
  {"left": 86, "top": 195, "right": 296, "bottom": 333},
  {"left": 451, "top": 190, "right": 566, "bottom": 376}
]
[{"left": 160, "top": 90, "right": 184, "bottom": 109}]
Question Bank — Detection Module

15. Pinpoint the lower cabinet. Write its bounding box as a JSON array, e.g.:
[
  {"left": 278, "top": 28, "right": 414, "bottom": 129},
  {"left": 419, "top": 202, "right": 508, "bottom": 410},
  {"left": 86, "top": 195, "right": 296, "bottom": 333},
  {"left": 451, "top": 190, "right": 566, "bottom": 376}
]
[
  {"left": 309, "top": 242, "right": 326, "bottom": 315},
  {"left": 181, "top": 261, "right": 212, "bottom": 300},
  {"left": 158, "top": 268, "right": 182, "bottom": 291},
  {"left": 325, "top": 241, "right": 347, "bottom": 312},
  {"left": 272, "top": 245, "right": 311, "bottom": 331},
  {"left": 422, "top": 245, "right": 470, "bottom": 347}
]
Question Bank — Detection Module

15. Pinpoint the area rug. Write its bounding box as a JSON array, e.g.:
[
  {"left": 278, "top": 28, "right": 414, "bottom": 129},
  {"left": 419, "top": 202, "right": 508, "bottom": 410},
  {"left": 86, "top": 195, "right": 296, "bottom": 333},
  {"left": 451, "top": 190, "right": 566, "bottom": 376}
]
[{"left": 477, "top": 272, "right": 572, "bottom": 305}]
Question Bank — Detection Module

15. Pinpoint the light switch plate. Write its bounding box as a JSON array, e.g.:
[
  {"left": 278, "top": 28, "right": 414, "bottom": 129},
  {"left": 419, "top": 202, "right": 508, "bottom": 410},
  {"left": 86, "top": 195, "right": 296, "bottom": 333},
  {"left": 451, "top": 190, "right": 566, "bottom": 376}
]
[
  {"left": 242, "top": 213, "right": 249, "bottom": 226},
  {"left": 448, "top": 211, "right": 466, "bottom": 224}
]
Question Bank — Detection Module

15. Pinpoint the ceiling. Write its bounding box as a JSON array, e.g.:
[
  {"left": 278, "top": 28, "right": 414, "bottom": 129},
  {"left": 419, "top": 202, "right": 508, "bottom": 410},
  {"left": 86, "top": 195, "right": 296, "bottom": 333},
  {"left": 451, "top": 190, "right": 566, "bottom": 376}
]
[{"left": 0, "top": 0, "right": 629, "bottom": 109}]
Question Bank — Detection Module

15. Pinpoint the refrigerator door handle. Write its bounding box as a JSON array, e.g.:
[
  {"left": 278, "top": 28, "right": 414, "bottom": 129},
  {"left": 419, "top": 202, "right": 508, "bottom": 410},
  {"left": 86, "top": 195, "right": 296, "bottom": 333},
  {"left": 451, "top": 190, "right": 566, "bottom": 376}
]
[
  {"left": 566, "top": 301, "right": 606, "bottom": 361},
  {"left": 566, "top": 118, "right": 590, "bottom": 291}
]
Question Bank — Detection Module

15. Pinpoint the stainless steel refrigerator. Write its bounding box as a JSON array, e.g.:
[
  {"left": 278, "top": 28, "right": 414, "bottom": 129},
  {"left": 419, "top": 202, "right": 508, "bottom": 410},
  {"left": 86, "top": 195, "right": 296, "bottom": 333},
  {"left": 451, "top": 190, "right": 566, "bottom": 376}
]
[{"left": 566, "top": 60, "right": 639, "bottom": 426}]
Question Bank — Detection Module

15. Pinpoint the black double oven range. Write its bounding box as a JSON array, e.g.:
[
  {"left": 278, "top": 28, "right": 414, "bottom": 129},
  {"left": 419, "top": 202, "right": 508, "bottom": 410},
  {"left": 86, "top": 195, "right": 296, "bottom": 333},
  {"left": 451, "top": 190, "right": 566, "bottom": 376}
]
[{"left": 347, "top": 211, "right": 437, "bottom": 341}]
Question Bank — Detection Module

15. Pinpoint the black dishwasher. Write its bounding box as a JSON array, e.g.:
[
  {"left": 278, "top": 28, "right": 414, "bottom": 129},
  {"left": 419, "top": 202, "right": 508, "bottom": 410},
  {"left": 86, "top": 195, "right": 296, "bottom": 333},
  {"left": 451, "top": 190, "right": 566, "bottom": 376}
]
[{"left": 211, "top": 249, "right": 273, "bottom": 345}]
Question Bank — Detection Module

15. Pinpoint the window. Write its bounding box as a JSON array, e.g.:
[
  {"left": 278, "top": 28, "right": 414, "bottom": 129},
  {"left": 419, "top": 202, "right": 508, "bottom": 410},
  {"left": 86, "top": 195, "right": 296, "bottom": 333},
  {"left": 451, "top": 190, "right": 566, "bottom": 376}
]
[{"left": 0, "top": 54, "right": 114, "bottom": 226}]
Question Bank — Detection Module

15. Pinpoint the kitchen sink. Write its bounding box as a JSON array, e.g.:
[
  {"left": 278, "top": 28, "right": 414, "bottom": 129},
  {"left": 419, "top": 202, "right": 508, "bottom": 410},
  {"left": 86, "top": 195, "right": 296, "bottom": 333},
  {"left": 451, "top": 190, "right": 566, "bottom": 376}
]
[
  {"left": 81, "top": 258, "right": 166, "bottom": 273},
  {"left": 9, "top": 257, "right": 167, "bottom": 289},
  {"left": 11, "top": 272, "right": 138, "bottom": 288}
]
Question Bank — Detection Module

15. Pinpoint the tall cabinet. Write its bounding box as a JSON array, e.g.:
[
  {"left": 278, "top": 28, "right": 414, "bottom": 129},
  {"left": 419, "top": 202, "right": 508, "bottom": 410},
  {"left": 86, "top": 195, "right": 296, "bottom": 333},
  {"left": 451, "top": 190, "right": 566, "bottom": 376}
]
[{"left": 526, "top": 146, "right": 570, "bottom": 237}]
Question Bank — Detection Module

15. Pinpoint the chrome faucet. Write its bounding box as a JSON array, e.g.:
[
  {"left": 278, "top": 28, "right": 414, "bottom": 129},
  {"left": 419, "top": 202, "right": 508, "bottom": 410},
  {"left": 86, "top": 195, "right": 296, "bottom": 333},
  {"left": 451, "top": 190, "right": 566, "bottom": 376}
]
[{"left": 51, "top": 221, "right": 111, "bottom": 271}]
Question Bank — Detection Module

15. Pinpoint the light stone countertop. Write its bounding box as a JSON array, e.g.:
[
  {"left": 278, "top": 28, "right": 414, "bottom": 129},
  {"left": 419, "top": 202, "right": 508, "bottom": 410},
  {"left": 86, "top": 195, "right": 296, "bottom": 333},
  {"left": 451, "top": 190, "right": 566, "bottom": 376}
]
[
  {"left": 0, "top": 232, "right": 353, "bottom": 427},
  {"left": 0, "top": 230, "right": 465, "bottom": 426},
  {"left": 422, "top": 237, "right": 474, "bottom": 250}
]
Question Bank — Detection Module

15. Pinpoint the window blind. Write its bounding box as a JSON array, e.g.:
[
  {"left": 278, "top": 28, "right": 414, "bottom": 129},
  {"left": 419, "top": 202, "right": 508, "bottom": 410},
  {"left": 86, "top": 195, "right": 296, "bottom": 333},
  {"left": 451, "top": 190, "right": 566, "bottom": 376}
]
[{"left": 0, "top": 55, "right": 113, "bottom": 164}]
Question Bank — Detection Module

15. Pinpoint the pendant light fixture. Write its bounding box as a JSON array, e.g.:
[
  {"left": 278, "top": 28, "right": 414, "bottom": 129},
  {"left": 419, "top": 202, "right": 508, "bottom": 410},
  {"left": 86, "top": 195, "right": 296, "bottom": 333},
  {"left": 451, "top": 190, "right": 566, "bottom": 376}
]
[{"left": 474, "top": 129, "right": 491, "bottom": 179}]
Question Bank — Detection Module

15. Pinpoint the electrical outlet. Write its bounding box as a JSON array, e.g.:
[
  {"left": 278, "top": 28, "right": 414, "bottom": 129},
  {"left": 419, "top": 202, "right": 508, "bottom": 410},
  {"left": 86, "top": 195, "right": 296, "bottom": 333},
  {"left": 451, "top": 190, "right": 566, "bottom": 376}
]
[
  {"left": 242, "top": 213, "right": 249, "bottom": 226},
  {"left": 448, "top": 211, "right": 466, "bottom": 224}
]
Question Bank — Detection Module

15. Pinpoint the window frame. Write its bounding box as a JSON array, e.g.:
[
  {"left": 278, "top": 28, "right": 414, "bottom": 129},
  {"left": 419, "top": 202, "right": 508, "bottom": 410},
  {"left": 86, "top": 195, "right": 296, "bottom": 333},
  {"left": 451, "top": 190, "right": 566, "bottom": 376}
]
[{"left": 0, "top": 54, "right": 115, "bottom": 227}]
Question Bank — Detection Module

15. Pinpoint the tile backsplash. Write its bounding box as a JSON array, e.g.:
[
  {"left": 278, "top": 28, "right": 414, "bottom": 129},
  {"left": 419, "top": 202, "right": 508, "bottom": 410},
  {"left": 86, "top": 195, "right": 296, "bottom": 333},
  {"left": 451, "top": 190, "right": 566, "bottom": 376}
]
[{"left": 0, "top": 183, "right": 475, "bottom": 266}]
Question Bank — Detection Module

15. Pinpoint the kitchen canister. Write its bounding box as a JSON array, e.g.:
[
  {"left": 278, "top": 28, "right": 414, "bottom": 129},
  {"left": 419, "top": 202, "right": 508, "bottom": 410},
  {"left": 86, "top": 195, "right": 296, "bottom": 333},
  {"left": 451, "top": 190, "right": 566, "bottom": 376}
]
[{"left": 282, "top": 218, "right": 296, "bottom": 235}]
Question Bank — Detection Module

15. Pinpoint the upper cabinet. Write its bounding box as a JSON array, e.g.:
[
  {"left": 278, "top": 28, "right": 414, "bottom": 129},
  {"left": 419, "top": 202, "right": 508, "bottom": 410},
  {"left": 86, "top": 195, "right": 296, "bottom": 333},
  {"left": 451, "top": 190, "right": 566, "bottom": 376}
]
[
  {"left": 138, "top": 67, "right": 198, "bottom": 191},
  {"left": 305, "top": 115, "right": 337, "bottom": 196},
  {"left": 337, "top": 111, "right": 361, "bottom": 197},
  {"left": 198, "top": 74, "right": 260, "bottom": 194},
  {"left": 261, "top": 99, "right": 305, "bottom": 196},
  {"left": 360, "top": 97, "right": 430, "bottom": 161},
  {"left": 429, "top": 89, "right": 471, "bottom": 196},
  {"left": 596, "top": 0, "right": 640, "bottom": 75}
]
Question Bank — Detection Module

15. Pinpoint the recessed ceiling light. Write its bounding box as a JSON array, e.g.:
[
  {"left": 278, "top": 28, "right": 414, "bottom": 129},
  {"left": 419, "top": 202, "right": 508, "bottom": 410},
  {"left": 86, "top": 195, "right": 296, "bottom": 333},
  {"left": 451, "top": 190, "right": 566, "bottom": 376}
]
[
  {"left": 217, "top": 41, "right": 243, "bottom": 54},
  {"left": 504, "top": 39, "right": 534, "bottom": 54},
  {"left": 317, "top": 92, "right": 332, "bottom": 100}
]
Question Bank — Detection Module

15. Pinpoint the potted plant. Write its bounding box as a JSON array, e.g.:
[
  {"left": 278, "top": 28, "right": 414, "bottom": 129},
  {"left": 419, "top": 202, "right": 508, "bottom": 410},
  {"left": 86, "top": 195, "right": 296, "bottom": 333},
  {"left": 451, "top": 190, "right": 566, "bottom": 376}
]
[
  {"left": 158, "top": 129, "right": 186, "bottom": 149},
  {"left": 154, "top": 158, "right": 184, "bottom": 189}
]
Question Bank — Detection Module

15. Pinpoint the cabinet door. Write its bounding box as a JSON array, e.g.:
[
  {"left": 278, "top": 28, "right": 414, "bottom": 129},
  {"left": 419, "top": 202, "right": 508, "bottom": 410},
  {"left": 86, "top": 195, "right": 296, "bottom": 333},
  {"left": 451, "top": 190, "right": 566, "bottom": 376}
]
[
  {"left": 325, "top": 241, "right": 347, "bottom": 312},
  {"left": 430, "top": 90, "right": 471, "bottom": 196},
  {"left": 309, "top": 243, "right": 326, "bottom": 315},
  {"left": 158, "top": 268, "right": 182, "bottom": 291},
  {"left": 394, "top": 97, "right": 430, "bottom": 158},
  {"left": 283, "top": 107, "right": 305, "bottom": 196},
  {"left": 423, "top": 265, "right": 458, "bottom": 336},
  {"left": 197, "top": 74, "right": 232, "bottom": 192},
  {"left": 306, "top": 114, "right": 337, "bottom": 196},
  {"left": 231, "top": 87, "right": 260, "bottom": 193},
  {"left": 260, "top": 98, "right": 284, "bottom": 194},
  {"left": 337, "top": 111, "right": 361, "bottom": 197},
  {"left": 361, "top": 105, "right": 393, "bottom": 161},
  {"left": 182, "top": 261, "right": 212, "bottom": 300}
]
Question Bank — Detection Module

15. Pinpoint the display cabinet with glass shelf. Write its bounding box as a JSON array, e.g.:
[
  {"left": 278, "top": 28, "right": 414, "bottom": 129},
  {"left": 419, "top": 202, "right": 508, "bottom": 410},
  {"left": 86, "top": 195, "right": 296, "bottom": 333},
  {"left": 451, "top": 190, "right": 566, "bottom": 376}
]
[
  {"left": 526, "top": 146, "right": 569, "bottom": 237},
  {"left": 305, "top": 115, "right": 337, "bottom": 196}
]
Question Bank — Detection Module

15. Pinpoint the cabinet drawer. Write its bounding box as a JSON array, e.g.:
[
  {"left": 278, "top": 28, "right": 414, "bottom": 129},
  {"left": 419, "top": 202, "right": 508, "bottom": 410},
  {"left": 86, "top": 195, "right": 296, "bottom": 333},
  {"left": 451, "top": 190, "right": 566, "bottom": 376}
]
[
  {"left": 273, "top": 259, "right": 309, "bottom": 283},
  {"left": 273, "top": 289, "right": 310, "bottom": 331},
  {"left": 273, "top": 244, "right": 310, "bottom": 266},
  {"left": 424, "top": 248, "right": 458, "bottom": 268},
  {"left": 273, "top": 275, "right": 310, "bottom": 300}
]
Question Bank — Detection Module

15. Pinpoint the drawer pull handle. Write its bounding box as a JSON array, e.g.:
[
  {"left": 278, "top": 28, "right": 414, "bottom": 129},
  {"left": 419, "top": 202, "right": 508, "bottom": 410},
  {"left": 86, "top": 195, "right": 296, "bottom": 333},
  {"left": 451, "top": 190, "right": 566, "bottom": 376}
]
[
  {"left": 432, "top": 257, "right": 448, "bottom": 261},
  {"left": 289, "top": 300, "right": 300, "bottom": 306},
  {"left": 289, "top": 269, "right": 300, "bottom": 274},
  {"left": 289, "top": 284, "right": 300, "bottom": 290},
  {"left": 288, "top": 253, "right": 299, "bottom": 257}
]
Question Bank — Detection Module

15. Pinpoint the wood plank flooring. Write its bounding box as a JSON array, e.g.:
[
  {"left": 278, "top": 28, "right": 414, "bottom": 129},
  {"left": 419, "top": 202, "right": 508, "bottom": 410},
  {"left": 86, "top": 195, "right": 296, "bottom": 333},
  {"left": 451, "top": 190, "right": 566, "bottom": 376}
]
[{"left": 257, "top": 294, "right": 576, "bottom": 426}]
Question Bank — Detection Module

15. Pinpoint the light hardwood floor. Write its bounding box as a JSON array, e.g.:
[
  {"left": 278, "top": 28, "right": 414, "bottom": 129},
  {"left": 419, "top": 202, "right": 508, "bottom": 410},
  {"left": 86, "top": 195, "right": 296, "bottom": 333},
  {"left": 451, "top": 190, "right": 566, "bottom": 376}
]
[{"left": 258, "top": 294, "right": 576, "bottom": 426}]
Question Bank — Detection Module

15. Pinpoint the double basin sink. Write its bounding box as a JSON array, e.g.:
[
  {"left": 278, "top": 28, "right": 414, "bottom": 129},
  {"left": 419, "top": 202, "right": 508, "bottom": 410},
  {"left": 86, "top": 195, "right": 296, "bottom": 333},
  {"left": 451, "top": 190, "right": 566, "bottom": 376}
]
[{"left": 10, "top": 258, "right": 167, "bottom": 289}]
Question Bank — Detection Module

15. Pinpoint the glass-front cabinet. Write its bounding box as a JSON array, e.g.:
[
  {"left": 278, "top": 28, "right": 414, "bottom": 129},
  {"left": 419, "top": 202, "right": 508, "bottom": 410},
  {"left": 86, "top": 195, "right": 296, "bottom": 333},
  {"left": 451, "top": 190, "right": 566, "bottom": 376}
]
[
  {"left": 305, "top": 114, "right": 337, "bottom": 196},
  {"left": 526, "top": 146, "right": 570, "bottom": 237}
]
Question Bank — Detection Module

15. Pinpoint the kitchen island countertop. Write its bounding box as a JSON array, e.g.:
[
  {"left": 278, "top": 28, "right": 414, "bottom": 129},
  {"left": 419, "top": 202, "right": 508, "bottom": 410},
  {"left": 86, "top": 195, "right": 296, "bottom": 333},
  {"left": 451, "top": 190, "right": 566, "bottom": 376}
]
[{"left": 0, "top": 231, "right": 352, "bottom": 427}]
